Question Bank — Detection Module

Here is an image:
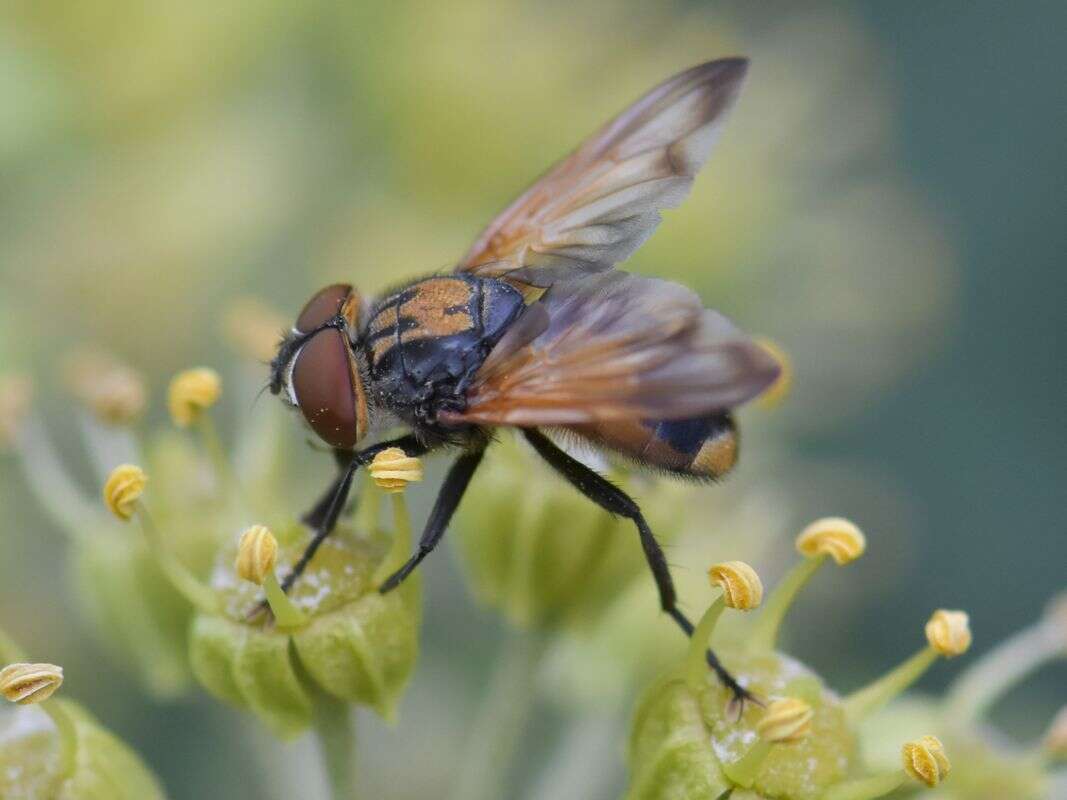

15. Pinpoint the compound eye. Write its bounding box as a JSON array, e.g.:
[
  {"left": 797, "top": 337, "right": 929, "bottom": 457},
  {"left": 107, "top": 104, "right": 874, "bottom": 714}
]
[
  {"left": 295, "top": 284, "right": 356, "bottom": 334},
  {"left": 291, "top": 328, "right": 366, "bottom": 448}
]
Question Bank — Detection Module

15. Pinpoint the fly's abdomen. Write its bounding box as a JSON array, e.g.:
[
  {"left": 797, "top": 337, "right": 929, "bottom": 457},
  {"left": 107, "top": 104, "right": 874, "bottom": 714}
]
[
  {"left": 569, "top": 412, "right": 738, "bottom": 480},
  {"left": 364, "top": 276, "right": 524, "bottom": 408}
]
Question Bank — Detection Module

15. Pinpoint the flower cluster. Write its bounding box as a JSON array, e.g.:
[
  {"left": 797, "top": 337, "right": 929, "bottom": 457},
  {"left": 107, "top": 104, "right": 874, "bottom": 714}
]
[{"left": 627, "top": 519, "right": 972, "bottom": 800}]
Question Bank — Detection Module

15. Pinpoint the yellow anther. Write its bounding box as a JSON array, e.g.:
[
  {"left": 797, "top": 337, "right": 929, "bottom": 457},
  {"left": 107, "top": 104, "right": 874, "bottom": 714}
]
[
  {"left": 1044, "top": 706, "right": 1067, "bottom": 759},
  {"left": 795, "top": 517, "right": 866, "bottom": 565},
  {"left": 167, "top": 367, "right": 222, "bottom": 427},
  {"left": 902, "top": 735, "right": 950, "bottom": 787},
  {"left": 0, "top": 375, "right": 32, "bottom": 447},
  {"left": 925, "top": 609, "right": 972, "bottom": 657},
  {"left": 63, "top": 348, "right": 146, "bottom": 426},
  {"left": 369, "top": 448, "right": 424, "bottom": 493},
  {"left": 756, "top": 697, "right": 814, "bottom": 743},
  {"left": 0, "top": 662, "right": 64, "bottom": 705},
  {"left": 754, "top": 337, "right": 793, "bottom": 408},
  {"left": 235, "top": 525, "right": 278, "bottom": 585},
  {"left": 103, "top": 464, "right": 148, "bottom": 521},
  {"left": 708, "top": 561, "right": 763, "bottom": 610}
]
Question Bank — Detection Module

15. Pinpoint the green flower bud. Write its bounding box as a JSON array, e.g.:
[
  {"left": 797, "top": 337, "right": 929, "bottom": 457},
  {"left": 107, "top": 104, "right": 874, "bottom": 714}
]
[
  {"left": 189, "top": 515, "right": 420, "bottom": 738},
  {"left": 453, "top": 436, "right": 687, "bottom": 630},
  {"left": 628, "top": 650, "right": 856, "bottom": 800}
]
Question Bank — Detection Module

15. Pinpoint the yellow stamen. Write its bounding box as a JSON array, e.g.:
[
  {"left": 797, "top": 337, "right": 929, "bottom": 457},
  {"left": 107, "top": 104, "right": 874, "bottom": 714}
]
[
  {"left": 0, "top": 662, "right": 63, "bottom": 704},
  {"left": 709, "top": 561, "right": 763, "bottom": 610},
  {"left": 235, "top": 525, "right": 305, "bottom": 629},
  {"left": 167, "top": 368, "right": 221, "bottom": 428},
  {"left": 902, "top": 735, "right": 951, "bottom": 787},
  {"left": 749, "top": 518, "right": 862, "bottom": 650},
  {"left": 235, "top": 525, "right": 278, "bottom": 585},
  {"left": 845, "top": 609, "right": 973, "bottom": 722},
  {"left": 823, "top": 735, "right": 951, "bottom": 799},
  {"left": 369, "top": 448, "right": 424, "bottom": 493},
  {"left": 722, "top": 697, "right": 813, "bottom": 787},
  {"left": 757, "top": 697, "right": 814, "bottom": 743},
  {"left": 795, "top": 517, "right": 866, "bottom": 565},
  {"left": 102, "top": 464, "right": 147, "bottom": 521},
  {"left": 925, "top": 609, "right": 972, "bottom": 657}
]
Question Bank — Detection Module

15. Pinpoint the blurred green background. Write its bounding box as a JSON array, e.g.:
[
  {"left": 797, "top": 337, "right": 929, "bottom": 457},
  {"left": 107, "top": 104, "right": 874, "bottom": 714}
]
[{"left": 1, "top": 1, "right": 1064, "bottom": 798}]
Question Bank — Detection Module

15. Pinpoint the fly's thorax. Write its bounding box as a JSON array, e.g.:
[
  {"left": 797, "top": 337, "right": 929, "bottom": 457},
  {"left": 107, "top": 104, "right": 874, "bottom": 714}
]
[{"left": 361, "top": 275, "right": 525, "bottom": 418}]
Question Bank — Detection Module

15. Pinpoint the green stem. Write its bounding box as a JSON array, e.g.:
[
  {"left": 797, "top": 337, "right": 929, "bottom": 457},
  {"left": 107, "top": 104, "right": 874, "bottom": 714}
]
[
  {"left": 449, "top": 630, "right": 549, "bottom": 800},
  {"left": 821, "top": 771, "right": 906, "bottom": 800},
  {"left": 944, "top": 619, "right": 1062, "bottom": 724},
  {"left": 844, "top": 647, "right": 937, "bottom": 723},
  {"left": 748, "top": 555, "right": 825, "bottom": 650},
  {"left": 723, "top": 740, "right": 772, "bottom": 788},
  {"left": 686, "top": 596, "right": 726, "bottom": 690},
  {"left": 314, "top": 697, "right": 358, "bottom": 800},
  {"left": 197, "top": 414, "right": 237, "bottom": 499},
  {"left": 263, "top": 573, "right": 307, "bottom": 629},
  {"left": 135, "top": 507, "right": 219, "bottom": 614},
  {"left": 373, "top": 493, "right": 411, "bottom": 587},
  {"left": 42, "top": 700, "right": 79, "bottom": 781},
  {"left": 356, "top": 479, "right": 382, "bottom": 535}
]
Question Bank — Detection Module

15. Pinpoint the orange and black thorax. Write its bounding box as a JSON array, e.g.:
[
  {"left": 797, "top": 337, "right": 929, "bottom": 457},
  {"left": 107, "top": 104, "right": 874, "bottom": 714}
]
[{"left": 362, "top": 276, "right": 525, "bottom": 427}]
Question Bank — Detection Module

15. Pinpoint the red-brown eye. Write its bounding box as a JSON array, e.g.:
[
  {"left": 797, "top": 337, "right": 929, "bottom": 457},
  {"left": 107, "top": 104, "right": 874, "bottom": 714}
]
[
  {"left": 291, "top": 328, "right": 367, "bottom": 449},
  {"left": 295, "top": 284, "right": 354, "bottom": 334}
]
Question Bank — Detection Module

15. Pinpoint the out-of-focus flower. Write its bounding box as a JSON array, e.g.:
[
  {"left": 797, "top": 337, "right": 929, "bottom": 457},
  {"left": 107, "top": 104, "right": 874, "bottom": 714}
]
[
  {"left": 167, "top": 368, "right": 221, "bottom": 428},
  {"left": 0, "top": 648, "right": 165, "bottom": 800},
  {"left": 627, "top": 520, "right": 971, "bottom": 800},
  {"left": 102, "top": 464, "right": 148, "bottom": 521},
  {"left": 62, "top": 348, "right": 147, "bottom": 427}
]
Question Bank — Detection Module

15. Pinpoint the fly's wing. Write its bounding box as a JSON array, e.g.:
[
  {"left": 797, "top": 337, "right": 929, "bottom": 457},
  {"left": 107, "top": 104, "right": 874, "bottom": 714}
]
[
  {"left": 445, "top": 272, "right": 779, "bottom": 426},
  {"left": 456, "top": 58, "right": 748, "bottom": 287}
]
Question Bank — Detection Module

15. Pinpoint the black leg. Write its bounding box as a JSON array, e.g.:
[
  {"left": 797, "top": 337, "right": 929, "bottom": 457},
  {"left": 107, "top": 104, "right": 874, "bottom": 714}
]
[
  {"left": 277, "top": 434, "right": 430, "bottom": 594},
  {"left": 522, "top": 428, "right": 755, "bottom": 705},
  {"left": 378, "top": 448, "right": 485, "bottom": 593}
]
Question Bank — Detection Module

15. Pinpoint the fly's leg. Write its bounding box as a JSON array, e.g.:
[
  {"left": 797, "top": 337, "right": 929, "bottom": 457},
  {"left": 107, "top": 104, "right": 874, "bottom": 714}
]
[
  {"left": 378, "top": 448, "right": 485, "bottom": 593},
  {"left": 522, "top": 428, "right": 757, "bottom": 707},
  {"left": 248, "top": 434, "right": 428, "bottom": 619}
]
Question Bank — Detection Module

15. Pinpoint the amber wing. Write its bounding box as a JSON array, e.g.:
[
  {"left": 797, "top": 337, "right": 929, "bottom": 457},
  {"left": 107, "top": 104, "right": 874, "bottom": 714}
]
[
  {"left": 456, "top": 58, "right": 749, "bottom": 287},
  {"left": 445, "top": 271, "right": 778, "bottom": 427}
]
